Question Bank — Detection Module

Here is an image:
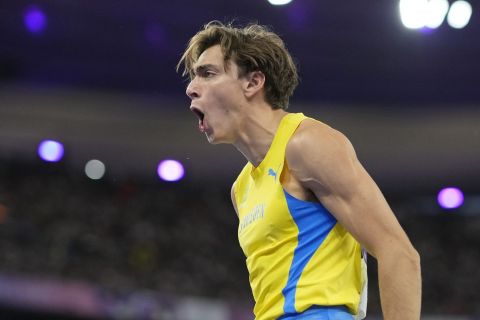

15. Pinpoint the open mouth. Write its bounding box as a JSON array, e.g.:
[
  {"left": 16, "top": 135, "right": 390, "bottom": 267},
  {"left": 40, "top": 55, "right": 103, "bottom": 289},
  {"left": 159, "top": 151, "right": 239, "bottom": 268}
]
[
  {"left": 190, "top": 107, "right": 206, "bottom": 132},
  {"left": 191, "top": 107, "right": 205, "bottom": 122}
]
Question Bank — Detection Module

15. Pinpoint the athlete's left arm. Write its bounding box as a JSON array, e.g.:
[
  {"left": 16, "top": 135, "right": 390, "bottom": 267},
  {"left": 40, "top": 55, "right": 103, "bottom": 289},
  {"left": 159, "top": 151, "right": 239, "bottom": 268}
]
[{"left": 286, "top": 119, "right": 421, "bottom": 320}]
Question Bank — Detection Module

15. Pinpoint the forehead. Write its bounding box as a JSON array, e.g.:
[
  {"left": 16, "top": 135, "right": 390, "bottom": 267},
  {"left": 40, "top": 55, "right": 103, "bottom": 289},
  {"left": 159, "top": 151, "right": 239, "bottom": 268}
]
[
  {"left": 193, "top": 44, "right": 238, "bottom": 74},
  {"left": 195, "top": 44, "right": 224, "bottom": 66}
]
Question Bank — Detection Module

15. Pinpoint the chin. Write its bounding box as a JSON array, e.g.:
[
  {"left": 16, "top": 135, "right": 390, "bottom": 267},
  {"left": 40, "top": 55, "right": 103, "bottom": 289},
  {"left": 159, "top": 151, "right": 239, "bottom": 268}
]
[
  {"left": 206, "top": 132, "right": 230, "bottom": 145},
  {"left": 207, "top": 137, "right": 223, "bottom": 145},
  {"left": 206, "top": 133, "right": 218, "bottom": 144}
]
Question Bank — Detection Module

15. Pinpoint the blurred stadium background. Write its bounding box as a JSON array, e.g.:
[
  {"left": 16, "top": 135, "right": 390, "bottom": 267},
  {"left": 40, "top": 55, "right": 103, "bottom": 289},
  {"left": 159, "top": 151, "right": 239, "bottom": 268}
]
[{"left": 1, "top": 0, "right": 479, "bottom": 319}]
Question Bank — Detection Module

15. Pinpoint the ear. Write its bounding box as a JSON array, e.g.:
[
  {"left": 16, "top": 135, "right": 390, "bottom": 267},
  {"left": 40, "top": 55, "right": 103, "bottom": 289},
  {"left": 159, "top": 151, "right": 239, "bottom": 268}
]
[{"left": 243, "top": 71, "right": 265, "bottom": 98}]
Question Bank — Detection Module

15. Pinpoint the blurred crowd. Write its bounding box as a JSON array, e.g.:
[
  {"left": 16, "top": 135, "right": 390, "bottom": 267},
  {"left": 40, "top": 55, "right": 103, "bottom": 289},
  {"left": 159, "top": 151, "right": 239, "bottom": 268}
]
[{"left": 0, "top": 159, "right": 479, "bottom": 316}]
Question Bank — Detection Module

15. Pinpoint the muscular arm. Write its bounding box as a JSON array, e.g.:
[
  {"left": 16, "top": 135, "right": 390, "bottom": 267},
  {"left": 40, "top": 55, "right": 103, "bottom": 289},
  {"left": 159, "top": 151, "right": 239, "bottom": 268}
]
[{"left": 286, "top": 119, "right": 421, "bottom": 320}]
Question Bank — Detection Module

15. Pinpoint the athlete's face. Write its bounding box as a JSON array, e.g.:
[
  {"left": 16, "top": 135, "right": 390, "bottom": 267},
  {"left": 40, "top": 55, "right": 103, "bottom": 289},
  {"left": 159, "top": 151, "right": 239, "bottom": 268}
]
[{"left": 186, "top": 45, "right": 247, "bottom": 144}]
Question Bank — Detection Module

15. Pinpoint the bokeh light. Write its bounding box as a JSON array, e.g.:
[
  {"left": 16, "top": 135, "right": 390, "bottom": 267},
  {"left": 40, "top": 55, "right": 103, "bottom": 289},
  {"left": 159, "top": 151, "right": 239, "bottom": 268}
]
[
  {"left": 425, "top": 0, "right": 450, "bottom": 29},
  {"left": 157, "top": 159, "right": 185, "bottom": 182},
  {"left": 24, "top": 5, "right": 47, "bottom": 34},
  {"left": 268, "top": 0, "right": 293, "bottom": 6},
  {"left": 85, "top": 159, "right": 106, "bottom": 180},
  {"left": 437, "top": 187, "right": 464, "bottom": 209},
  {"left": 38, "top": 140, "right": 64, "bottom": 162},
  {"left": 447, "top": 0, "right": 472, "bottom": 29},
  {"left": 400, "top": 0, "right": 428, "bottom": 29},
  {"left": 400, "top": 0, "right": 450, "bottom": 30}
]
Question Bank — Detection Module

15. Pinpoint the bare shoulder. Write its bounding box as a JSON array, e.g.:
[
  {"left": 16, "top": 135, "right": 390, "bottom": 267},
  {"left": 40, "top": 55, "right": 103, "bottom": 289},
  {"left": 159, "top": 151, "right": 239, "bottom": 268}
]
[
  {"left": 287, "top": 118, "right": 354, "bottom": 157},
  {"left": 286, "top": 118, "right": 356, "bottom": 184}
]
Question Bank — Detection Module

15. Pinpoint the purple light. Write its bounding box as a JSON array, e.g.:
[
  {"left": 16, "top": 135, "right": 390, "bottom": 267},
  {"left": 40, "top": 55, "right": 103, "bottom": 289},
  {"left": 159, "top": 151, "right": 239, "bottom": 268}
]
[
  {"left": 287, "top": 2, "right": 310, "bottom": 29},
  {"left": 419, "top": 26, "right": 436, "bottom": 34},
  {"left": 38, "top": 140, "right": 64, "bottom": 162},
  {"left": 145, "top": 23, "right": 167, "bottom": 49},
  {"left": 24, "top": 6, "right": 47, "bottom": 34},
  {"left": 437, "top": 187, "right": 464, "bottom": 209},
  {"left": 157, "top": 160, "right": 185, "bottom": 182}
]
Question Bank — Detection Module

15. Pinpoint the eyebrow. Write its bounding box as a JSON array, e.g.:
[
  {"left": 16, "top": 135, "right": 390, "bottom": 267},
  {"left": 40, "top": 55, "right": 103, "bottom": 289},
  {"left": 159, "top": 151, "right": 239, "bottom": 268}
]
[{"left": 193, "top": 64, "right": 219, "bottom": 75}]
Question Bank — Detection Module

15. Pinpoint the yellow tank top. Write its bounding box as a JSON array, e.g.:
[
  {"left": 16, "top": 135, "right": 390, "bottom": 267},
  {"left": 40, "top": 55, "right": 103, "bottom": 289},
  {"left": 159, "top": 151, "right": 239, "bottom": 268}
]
[{"left": 233, "top": 113, "right": 367, "bottom": 320}]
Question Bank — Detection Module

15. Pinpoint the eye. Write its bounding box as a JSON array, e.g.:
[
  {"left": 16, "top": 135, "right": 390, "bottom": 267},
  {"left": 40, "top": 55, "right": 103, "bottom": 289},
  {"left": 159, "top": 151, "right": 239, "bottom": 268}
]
[
  {"left": 193, "top": 66, "right": 217, "bottom": 78},
  {"left": 204, "top": 70, "right": 215, "bottom": 78}
]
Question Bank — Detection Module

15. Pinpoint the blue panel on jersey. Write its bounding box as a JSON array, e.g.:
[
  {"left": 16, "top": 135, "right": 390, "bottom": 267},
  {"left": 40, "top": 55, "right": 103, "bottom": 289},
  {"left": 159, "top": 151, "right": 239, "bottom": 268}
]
[
  {"left": 279, "top": 305, "right": 353, "bottom": 320},
  {"left": 281, "top": 190, "right": 337, "bottom": 315}
]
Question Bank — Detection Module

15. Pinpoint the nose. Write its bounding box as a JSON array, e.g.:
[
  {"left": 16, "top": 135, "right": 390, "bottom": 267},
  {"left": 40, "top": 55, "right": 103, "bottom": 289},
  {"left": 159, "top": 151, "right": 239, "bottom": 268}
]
[{"left": 186, "top": 79, "right": 200, "bottom": 100}]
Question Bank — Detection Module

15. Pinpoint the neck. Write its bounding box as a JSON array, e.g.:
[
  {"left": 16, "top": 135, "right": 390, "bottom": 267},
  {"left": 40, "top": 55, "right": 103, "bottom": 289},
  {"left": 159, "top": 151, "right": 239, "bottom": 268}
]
[{"left": 233, "top": 103, "right": 288, "bottom": 167}]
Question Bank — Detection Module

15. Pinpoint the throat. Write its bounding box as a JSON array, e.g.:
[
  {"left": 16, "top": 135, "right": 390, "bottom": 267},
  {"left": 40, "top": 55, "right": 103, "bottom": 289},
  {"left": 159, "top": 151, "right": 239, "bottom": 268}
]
[
  {"left": 234, "top": 128, "right": 279, "bottom": 168},
  {"left": 233, "top": 109, "right": 289, "bottom": 167}
]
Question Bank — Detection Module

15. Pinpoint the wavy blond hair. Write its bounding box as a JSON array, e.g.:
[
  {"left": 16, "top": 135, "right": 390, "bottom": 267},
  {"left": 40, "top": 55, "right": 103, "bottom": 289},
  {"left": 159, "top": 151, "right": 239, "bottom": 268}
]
[{"left": 177, "top": 21, "right": 299, "bottom": 110}]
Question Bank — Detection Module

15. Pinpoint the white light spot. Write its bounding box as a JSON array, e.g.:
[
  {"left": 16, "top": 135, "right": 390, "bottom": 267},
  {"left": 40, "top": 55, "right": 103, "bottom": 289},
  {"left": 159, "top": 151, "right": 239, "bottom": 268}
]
[
  {"left": 425, "top": 0, "right": 450, "bottom": 29},
  {"left": 268, "top": 0, "right": 293, "bottom": 6},
  {"left": 85, "top": 159, "right": 106, "bottom": 180},
  {"left": 447, "top": 0, "right": 472, "bottom": 29},
  {"left": 400, "top": 0, "right": 429, "bottom": 29}
]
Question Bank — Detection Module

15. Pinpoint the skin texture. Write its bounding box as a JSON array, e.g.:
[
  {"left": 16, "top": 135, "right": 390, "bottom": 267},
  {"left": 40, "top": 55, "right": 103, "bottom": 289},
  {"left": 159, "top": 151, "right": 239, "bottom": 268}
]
[
  {"left": 285, "top": 120, "right": 422, "bottom": 320},
  {"left": 186, "top": 44, "right": 421, "bottom": 320}
]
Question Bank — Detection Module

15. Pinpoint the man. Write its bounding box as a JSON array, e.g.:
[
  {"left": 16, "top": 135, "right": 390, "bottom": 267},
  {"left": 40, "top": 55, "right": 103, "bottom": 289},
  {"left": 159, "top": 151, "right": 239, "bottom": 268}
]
[{"left": 177, "top": 21, "right": 421, "bottom": 320}]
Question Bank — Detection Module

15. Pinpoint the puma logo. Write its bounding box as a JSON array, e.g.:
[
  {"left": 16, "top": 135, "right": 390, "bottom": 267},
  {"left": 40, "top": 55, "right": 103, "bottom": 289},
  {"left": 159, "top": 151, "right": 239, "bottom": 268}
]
[{"left": 268, "top": 168, "right": 278, "bottom": 181}]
